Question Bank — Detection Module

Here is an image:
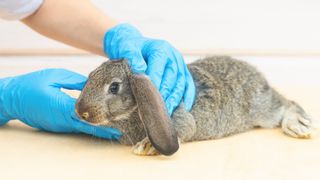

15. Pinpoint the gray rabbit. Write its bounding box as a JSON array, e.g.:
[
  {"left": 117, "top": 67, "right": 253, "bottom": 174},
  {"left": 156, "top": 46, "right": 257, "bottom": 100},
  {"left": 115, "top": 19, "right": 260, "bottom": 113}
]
[{"left": 75, "top": 56, "right": 315, "bottom": 156}]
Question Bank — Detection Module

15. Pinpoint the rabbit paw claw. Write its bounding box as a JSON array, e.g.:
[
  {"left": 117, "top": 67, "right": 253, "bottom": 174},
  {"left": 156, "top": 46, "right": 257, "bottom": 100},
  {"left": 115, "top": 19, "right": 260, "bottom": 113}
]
[{"left": 133, "top": 138, "right": 160, "bottom": 156}]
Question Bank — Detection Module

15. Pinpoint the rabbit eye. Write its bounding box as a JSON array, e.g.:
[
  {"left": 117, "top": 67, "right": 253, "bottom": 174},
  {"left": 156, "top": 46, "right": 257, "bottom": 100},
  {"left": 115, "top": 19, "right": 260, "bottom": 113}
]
[{"left": 109, "top": 82, "right": 120, "bottom": 94}]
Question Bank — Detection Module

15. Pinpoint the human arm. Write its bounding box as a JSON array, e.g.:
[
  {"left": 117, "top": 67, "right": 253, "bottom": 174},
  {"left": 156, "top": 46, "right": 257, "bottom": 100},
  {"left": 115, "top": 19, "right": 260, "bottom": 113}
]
[
  {"left": 21, "top": 0, "right": 196, "bottom": 114},
  {"left": 21, "top": 0, "right": 117, "bottom": 56}
]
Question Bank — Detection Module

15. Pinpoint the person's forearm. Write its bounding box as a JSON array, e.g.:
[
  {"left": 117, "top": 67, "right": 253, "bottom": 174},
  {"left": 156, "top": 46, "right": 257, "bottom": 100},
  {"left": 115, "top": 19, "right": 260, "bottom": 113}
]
[{"left": 22, "top": 0, "right": 118, "bottom": 56}]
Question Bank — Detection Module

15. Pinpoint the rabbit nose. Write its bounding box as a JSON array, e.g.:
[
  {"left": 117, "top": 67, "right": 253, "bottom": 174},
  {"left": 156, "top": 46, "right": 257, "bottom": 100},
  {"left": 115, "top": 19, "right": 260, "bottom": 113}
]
[
  {"left": 80, "top": 112, "right": 90, "bottom": 120},
  {"left": 75, "top": 107, "right": 90, "bottom": 120},
  {"left": 75, "top": 101, "right": 91, "bottom": 121}
]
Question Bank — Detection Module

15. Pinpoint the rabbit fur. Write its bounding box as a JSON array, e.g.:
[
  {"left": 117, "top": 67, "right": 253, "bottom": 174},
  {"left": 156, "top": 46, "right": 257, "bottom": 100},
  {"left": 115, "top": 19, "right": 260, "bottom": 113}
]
[{"left": 76, "top": 56, "right": 315, "bottom": 155}]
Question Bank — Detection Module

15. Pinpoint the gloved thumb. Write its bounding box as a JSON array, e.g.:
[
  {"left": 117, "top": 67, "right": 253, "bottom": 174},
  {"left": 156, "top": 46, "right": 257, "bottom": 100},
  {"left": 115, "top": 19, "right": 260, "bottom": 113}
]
[
  {"left": 126, "top": 51, "right": 147, "bottom": 74},
  {"left": 53, "top": 69, "right": 87, "bottom": 90}
]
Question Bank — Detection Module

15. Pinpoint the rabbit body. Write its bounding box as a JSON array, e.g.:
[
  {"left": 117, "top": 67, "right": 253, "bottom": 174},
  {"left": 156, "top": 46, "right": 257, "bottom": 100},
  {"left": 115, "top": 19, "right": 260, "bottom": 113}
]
[
  {"left": 76, "top": 56, "right": 314, "bottom": 155},
  {"left": 173, "top": 56, "right": 287, "bottom": 142},
  {"left": 103, "top": 56, "right": 313, "bottom": 146}
]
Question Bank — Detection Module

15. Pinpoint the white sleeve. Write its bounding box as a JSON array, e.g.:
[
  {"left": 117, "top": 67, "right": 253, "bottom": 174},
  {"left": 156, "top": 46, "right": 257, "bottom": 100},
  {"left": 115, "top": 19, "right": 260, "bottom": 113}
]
[{"left": 0, "top": 0, "right": 43, "bottom": 20}]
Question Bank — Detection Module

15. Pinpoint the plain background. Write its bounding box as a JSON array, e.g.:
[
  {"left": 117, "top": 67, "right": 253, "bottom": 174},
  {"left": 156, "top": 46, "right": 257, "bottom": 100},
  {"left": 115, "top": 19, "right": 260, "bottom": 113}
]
[
  {"left": 1, "top": 0, "right": 320, "bottom": 54},
  {"left": 0, "top": 1, "right": 320, "bottom": 180}
]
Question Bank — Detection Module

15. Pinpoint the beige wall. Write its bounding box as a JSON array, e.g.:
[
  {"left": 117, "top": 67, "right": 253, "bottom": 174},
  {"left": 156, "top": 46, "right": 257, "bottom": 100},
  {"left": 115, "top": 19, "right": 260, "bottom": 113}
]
[{"left": 0, "top": 0, "right": 320, "bottom": 55}]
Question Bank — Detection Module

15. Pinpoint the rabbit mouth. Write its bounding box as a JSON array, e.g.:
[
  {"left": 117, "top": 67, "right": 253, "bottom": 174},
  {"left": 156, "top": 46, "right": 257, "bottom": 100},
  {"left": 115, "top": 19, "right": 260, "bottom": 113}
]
[
  {"left": 79, "top": 116, "right": 111, "bottom": 126},
  {"left": 75, "top": 108, "right": 110, "bottom": 125},
  {"left": 90, "top": 119, "right": 110, "bottom": 126},
  {"left": 84, "top": 107, "right": 137, "bottom": 126}
]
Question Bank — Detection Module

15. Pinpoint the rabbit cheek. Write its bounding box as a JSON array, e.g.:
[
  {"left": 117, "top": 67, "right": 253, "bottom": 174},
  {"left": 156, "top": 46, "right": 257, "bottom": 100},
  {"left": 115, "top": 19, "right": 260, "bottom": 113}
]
[
  {"left": 105, "top": 96, "right": 136, "bottom": 122},
  {"left": 105, "top": 97, "right": 126, "bottom": 120}
]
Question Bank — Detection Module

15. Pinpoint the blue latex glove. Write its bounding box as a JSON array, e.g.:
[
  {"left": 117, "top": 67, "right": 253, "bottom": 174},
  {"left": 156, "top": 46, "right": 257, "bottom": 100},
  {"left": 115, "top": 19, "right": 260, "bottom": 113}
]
[
  {"left": 0, "top": 69, "right": 122, "bottom": 139},
  {"left": 104, "top": 24, "right": 196, "bottom": 115}
]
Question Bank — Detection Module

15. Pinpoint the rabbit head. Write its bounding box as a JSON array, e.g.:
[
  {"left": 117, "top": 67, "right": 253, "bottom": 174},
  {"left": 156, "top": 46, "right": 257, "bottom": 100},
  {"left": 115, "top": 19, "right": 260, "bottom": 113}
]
[
  {"left": 76, "top": 60, "right": 135, "bottom": 124},
  {"left": 75, "top": 59, "right": 179, "bottom": 155}
]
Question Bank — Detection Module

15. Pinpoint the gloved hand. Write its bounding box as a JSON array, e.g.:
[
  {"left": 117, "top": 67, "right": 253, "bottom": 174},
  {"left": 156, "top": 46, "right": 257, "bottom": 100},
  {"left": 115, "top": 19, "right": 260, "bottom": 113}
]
[
  {"left": 104, "top": 24, "right": 196, "bottom": 115},
  {"left": 0, "top": 69, "right": 122, "bottom": 139}
]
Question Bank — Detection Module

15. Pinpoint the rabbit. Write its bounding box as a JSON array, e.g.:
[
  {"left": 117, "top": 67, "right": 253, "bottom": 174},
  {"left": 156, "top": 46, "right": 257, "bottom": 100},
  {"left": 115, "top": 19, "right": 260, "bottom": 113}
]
[{"left": 75, "top": 56, "right": 316, "bottom": 156}]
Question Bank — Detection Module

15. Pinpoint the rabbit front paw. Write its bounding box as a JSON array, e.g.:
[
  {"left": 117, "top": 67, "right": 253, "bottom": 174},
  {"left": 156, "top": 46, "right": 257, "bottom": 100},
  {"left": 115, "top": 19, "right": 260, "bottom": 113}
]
[{"left": 133, "top": 137, "right": 160, "bottom": 156}]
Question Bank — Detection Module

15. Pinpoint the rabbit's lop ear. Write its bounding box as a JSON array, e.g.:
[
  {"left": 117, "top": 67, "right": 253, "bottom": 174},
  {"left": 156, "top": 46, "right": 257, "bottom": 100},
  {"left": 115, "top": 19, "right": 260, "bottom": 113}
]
[{"left": 129, "top": 74, "right": 179, "bottom": 156}]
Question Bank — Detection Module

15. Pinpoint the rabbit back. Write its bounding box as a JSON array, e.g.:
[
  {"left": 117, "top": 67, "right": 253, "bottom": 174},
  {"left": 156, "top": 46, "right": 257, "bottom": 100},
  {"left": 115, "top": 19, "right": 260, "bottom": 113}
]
[{"left": 173, "top": 56, "right": 280, "bottom": 141}]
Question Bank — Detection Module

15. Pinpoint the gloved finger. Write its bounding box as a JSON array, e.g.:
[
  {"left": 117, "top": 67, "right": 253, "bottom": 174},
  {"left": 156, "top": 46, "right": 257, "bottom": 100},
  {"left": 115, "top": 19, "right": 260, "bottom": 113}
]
[
  {"left": 145, "top": 52, "right": 168, "bottom": 90},
  {"left": 71, "top": 111, "right": 122, "bottom": 140},
  {"left": 183, "top": 64, "right": 196, "bottom": 111},
  {"left": 108, "top": 42, "right": 147, "bottom": 74},
  {"left": 104, "top": 24, "right": 147, "bottom": 74},
  {"left": 159, "top": 60, "right": 178, "bottom": 101},
  {"left": 104, "top": 23, "right": 144, "bottom": 60},
  {"left": 123, "top": 50, "right": 147, "bottom": 74},
  {"left": 51, "top": 69, "right": 87, "bottom": 90},
  {"left": 163, "top": 48, "right": 187, "bottom": 115},
  {"left": 165, "top": 67, "right": 186, "bottom": 116}
]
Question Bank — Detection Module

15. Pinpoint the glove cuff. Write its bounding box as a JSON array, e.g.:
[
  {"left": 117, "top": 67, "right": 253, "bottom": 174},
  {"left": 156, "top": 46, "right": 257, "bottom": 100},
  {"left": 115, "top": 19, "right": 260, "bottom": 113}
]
[
  {"left": 0, "top": 77, "right": 14, "bottom": 124},
  {"left": 103, "top": 23, "right": 143, "bottom": 58}
]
